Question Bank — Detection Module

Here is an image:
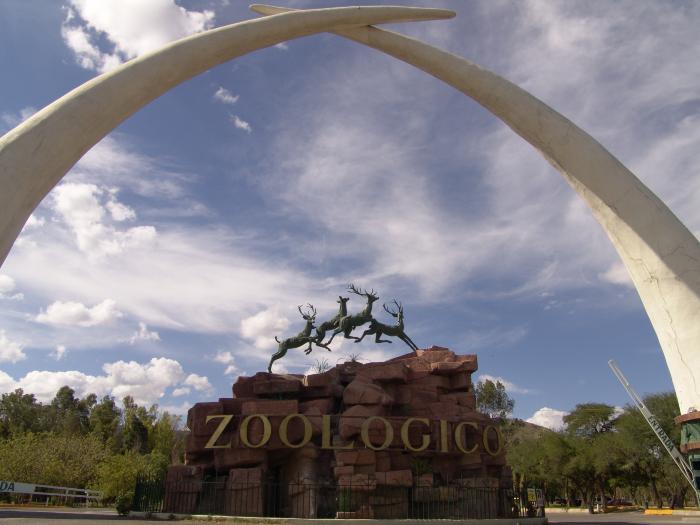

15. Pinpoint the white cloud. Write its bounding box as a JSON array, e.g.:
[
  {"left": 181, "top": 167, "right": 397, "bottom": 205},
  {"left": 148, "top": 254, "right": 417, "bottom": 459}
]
[
  {"left": 526, "top": 407, "right": 569, "bottom": 431},
  {"left": 213, "top": 350, "right": 234, "bottom": 364},
  {"left": 230, "top": 115, "right": 252, "bottom": 133},
  {"left": 274, "top": 42, "right": 288, "bottom": 51},
  {"left": 106, "top": 199, "right": 136, "bottom": 222},
  {"left": 0, "top": 275, "right": 16, "bottom": 295},
  {"left": 240, "top": 307, "right": 290, "bottom": 350},
  {"left": 36, "top": 299, "right": 122, "bottom": 327},
  {"left": 51, "top": 182, "right": 156, "bottom": 260},
  {"left": 50, "top": 345, "right": 67, "bottom": 361},
  {"left": 172, "top": 387, "right": 190, "bottom": 397},
  {"left": 0, "top": 370, "right": 16, "bottom": 392},
  {"left": 24, "top": 215, "right": 45, "bottom": 230},
  {"left": 128, "top": 322, "right": 160, "bottom": 345},
  {"left": 212, "top": 351, "right": 239, "bottom": 376},
  {"left": 213, "top": 86, "right": 239, "bottom": 105},
  {"left": 0, "top": 357, "right": 198, "bottom": 404},
  {"left": 62, "top": 0, "right": 214, "bottom": 73},
  {"left": 599, "top": 262, "right": 634, "bottom": 288},
  {"left": 183, "top": 373, "right": 212, "bottom": 394},
  {"left": 477, "top": 374, "right": 531, "bottom": 395},
  {"left": 0, "top": 331, "right": 26, "bottom": 364}
]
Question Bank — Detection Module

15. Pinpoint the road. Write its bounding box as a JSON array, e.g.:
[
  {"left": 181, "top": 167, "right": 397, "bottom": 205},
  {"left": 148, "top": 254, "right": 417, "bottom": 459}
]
[{"left": 0, "top": 507, "right": 699, "bottom": 524}]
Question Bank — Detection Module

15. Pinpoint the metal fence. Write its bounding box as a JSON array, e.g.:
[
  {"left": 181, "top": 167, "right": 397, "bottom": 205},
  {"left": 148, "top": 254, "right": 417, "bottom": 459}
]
[{"left": 133, "top": 476, "right": 532, "bottom": 519}]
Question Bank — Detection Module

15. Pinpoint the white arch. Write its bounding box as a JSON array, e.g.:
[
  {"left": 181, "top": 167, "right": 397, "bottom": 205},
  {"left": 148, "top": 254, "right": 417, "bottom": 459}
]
[{"left": 0, "top": 5, "right": 698, "bottom": 413}]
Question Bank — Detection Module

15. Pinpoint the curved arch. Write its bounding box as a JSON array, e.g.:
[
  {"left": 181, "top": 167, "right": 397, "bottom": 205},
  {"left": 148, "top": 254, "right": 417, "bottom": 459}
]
[
  {"left": 0, "top": 5, "right": 454, "bottom": 266},
  {"left": 252, "top": 5, "right": 700, "bottom": 413},
  {"left": 0, "top": 6, "right": 698, "bottom": 413}
]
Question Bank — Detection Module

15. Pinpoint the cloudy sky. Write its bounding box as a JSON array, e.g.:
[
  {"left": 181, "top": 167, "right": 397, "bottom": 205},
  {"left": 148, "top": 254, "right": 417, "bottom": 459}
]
[{"left": 1, "top": 0, "right": 699, "bottom": 430}]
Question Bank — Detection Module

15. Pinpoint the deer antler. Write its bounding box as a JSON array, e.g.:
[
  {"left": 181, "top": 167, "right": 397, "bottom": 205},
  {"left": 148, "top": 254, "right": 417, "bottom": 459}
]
[
  {"left": 383, "top": 300, "right": 400, "bottom": 317},
  {"left": 347, "top": 283, "right": 364, "bottom": 296}
]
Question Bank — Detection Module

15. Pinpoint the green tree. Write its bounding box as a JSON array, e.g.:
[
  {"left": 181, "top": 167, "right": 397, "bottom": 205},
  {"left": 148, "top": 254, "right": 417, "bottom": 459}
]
[
  {"left": 92, "top": 451, "right": 169, "bottom": 502},
  {"left": 563, "top": 403, "right": 615, "bottom": 438},
  {"left": 0, "top": 389, "right": 48, "bottom": 437},
  {"left": 89, "top": 395, "right": 122, "bottom": 449},
  {"left": 475, "top": 379, "right": 514, "bottom": 419},
  {"left": 0, "top": 432, "right": 106, "bottom": 487}
]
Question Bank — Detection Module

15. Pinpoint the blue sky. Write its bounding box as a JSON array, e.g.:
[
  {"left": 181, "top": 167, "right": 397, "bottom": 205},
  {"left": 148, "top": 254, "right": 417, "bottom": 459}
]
[{"left": 1, "top": 0, "right": 699, "bottom": 430}]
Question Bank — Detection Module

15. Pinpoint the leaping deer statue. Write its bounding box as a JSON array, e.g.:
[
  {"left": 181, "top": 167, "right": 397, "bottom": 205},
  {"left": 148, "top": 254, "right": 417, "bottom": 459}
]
[
  {"left": 355, "top": 300, "right": 419, "bottom": 351},
  {"left": 324, "top": 285, "right": 379, "bottom": 346},
  {"left": 268, "top": 304, "right": 318, "bottom": 373},
  {"left": 313, "top": 295, "right": 350, "bottom": 350}
]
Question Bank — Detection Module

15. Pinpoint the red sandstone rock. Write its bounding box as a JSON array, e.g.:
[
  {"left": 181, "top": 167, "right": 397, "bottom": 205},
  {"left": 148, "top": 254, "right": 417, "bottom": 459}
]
[
  {"left": 232, "top": 376, "right": 256, "bottom": 398},
  {"left": 298, "top": 383, "right": 344, "bottom": 399},
  {"left": 375, "top": 469, "right": 412, "bottom": 487},
  {"left": 343, "top": 377, "right": 393, "bottom": 406},
  {"left": 214, "top": 448, "right": 267, "bottom": 470},
  {"left": 299, "top": 398, "right": 334, "bottom": 413},
  {"left": 415, "top": 346, "right": 455, "bottom": 363},
  {"left": 375, "top": 452, "right": 391, "bottom": 472},
  {"left": 339, "top": 404, "right": 385, "bottom": 439},
  {"left": 430, "top": 361, "right": 474, "bottom": 375},
  {"left": 449, "top": 373, "right": 472, "bottom": 391},
  {"left": 356, "top": 361, "right": 409, "bottom": 383},
  {"left": 337, "top": 474, "right": 376, "bottom": 491},
  {"left": 304, "top": 368, "right": 339, "bottom": 387},
  {"left": 334, "top": 465, "right": 354, "bottom": 477},
  {"left": 187, "top": 402, "right": 222, "bottom": 437},
  {"left": 335, "top": 448, "right": 376, "bottom": 466},
  {"left": 241, "top": 399, "right": 298, "bottom": 415},
  {"left": 253, "top": 377, "right": 302, "bottom": 395},
  {"left": 439, "top": 392, "right": 476, "bottom": 408}
]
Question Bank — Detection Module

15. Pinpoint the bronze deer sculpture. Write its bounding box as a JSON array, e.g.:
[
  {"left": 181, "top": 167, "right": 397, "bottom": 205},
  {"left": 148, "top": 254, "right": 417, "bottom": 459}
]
[
  {"left": 325, "top": 285, "right": 379, "bottom": 346},
  {"left": 268, "top": 304, "right": 318, "bottom": 373},
  {"left": 355, "top": 300, "right": 419, "bottom": 351},
  {"left": 313, "top": 295, "right": 350, "bottom": 350}
]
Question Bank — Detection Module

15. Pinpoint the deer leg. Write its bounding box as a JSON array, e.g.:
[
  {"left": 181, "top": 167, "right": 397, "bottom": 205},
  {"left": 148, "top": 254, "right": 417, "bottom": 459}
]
[
  {"left": 375, "top": 332, "right": 393, "bottom": 344},
  {"left": 344, "top": 325, "right": 361, "bottom": 341},
  {"left": 355, "top": 328, "right": 372, "bottom": 343},
  {"left": 399, "top": 334, "right": 419, "bottom": 351},
  {"left": 268, "top": 346, "right": 287, "bottom": 373}
]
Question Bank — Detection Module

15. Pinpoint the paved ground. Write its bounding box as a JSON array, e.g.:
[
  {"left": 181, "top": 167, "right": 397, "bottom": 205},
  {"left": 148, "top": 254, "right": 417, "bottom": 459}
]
[
  {"left": 548, "top": 511, "right": 700, "bottom": 525},
  {"left": 0, "top": 507, "right": 698, "bottom": 524}
]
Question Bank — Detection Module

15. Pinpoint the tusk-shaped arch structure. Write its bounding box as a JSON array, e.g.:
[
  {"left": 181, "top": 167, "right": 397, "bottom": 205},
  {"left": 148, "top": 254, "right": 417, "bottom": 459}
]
[
  {"left": 251, "top": 4, "right": 700, "bottom": 414},
  {"left": 0, "top": 5, "right": 454, "bottom": 268}
]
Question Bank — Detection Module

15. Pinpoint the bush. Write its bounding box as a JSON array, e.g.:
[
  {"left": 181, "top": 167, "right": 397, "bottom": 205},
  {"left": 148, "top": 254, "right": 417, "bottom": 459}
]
[{"left": 115, "top": 494, "right": 131, "bottom": 516}]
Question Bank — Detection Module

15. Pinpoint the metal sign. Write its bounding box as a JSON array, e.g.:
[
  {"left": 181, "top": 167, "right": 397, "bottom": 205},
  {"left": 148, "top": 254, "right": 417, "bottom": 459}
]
[{"left": 0, "top": 480, "right": 101, "bottom": 501}]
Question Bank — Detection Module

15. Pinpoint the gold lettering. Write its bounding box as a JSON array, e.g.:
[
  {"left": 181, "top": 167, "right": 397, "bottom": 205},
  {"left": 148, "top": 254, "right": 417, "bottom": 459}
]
[
  {"left": 400, "top": 417, "right": 430, "bottom": 452},
  {"left": 279, "top": 414, "right": 312, "bottom": 448},
  {"left": 321, "top": 415, "right": 354, "bottom": 449},
  {"left": 239, "top": 414, "right": 272, "bottom": 448},
  {"left": 482, "top": 425, "right": 503, "bottom": 456},
  {"left": 454, "top": 421, "right": 479, "bottom": 454},
  {"left": 439, "top": 419, "right": 449, "bottom": 452},
  {"left": 361, "top": 416, "right": 393, "bottom": 451},
  {"left": 204, "top": 415, "right": 233, "bottom": 449}
]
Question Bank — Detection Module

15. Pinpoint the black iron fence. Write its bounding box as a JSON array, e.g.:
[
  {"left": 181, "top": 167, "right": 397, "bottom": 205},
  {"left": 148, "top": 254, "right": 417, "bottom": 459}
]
[{"left": 133, "top": 476, "right": 533, "bottom": 519}]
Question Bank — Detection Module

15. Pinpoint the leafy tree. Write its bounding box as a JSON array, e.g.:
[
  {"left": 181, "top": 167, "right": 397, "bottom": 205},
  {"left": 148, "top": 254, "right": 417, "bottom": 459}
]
[
  {"left": 49, "top": 386, "right": 91, "bottom": 435},
  {"left": 475, "top": 379, "right": 514, "bottom": 419},
  {"left": 92, "top": 451, "right": 169, "bottom": 502},
  {"left": 563, "top": 403, "right": 616, "bottom": 438},
  {"left": 90, "top": 395, "right": 122, "bottom": 449},
  {"left": 0, "top": 432, "right": 106, "bottom": 487},
  {"left": 0, "top": 389, "right": 47, "bottom": 436}
]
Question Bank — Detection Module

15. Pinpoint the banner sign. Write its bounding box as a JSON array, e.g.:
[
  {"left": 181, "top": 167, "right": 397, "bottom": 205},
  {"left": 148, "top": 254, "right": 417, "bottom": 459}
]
[
  {"left": 204, "top": 413, "right": 503, "bottom": 456},
  {"left": 0, "top": 481, "right": 36, "bottom": 494}
]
